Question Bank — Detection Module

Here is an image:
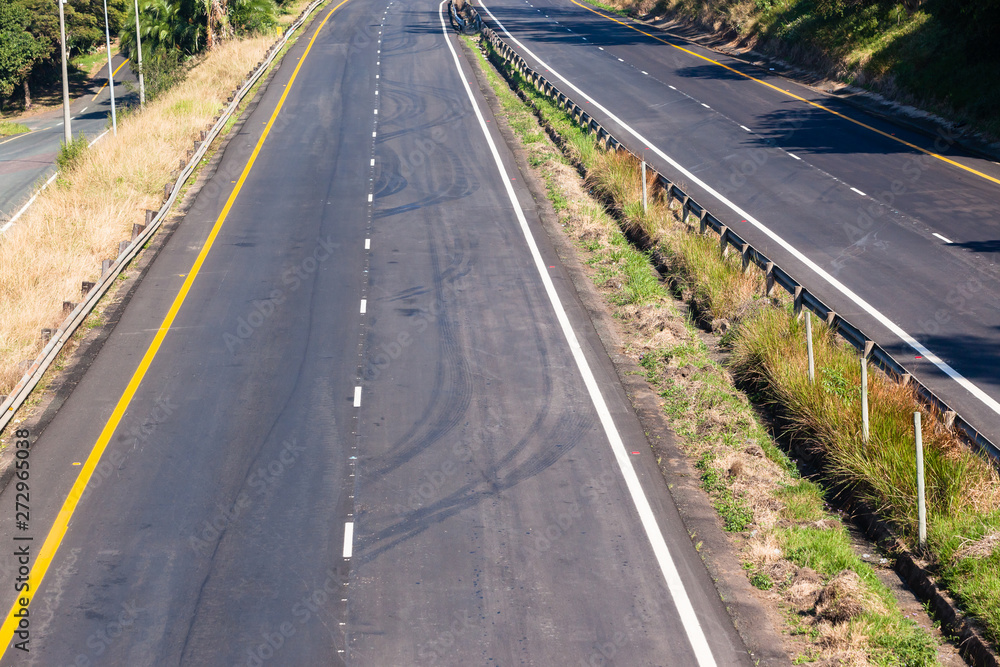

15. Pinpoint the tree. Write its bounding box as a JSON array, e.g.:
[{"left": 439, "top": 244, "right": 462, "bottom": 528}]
[
  {"left": 0, "top": 1, "right": 44, "bottom": 107},
  {"left": 228, "top": 0, "right": 276, "bottom": 36},
  {"left": 119, "top": 0, "right": 204, "bottom": 56}
]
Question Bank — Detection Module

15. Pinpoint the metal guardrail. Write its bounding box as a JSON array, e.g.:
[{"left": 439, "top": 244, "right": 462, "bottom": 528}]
[
  {"left": 0, "top": 0, "right": 330, "bottom": 438},
  {"left": 450, "top": 1, "right": 484, "bottom": 34},
  {"left": 471, "top": 14, "right": 998, "bottom": 459}
]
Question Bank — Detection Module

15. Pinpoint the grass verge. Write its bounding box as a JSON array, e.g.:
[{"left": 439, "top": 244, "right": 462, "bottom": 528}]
[
  {"left": 466, "top": 29, "right": 1000, "bottom": 664},
  {"left": 0, "top": 122, "right": 30, "bottom": 137}
]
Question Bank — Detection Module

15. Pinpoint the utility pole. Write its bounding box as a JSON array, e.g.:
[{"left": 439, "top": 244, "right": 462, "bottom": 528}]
[
  {"left": 58, "top": 0, "right": 72, "bottom": 145},
  {"left": 102, "top": 0, "right": 118, "bottom": 134},
  {"left": 133, "top": 0, "right": 145, "bottom": 106}
]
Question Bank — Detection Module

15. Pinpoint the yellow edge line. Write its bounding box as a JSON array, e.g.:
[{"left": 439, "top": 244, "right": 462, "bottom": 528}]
[
  {"left": 569, "top": 0, "right": 1000, "bottom": 187},
  {"left": 0, "top": 131, "right": 32, "bottom": 147},
  {"left": 91, "top": 57, "right": 131, "bottom": 101},
  {"left": 0, "top": 0, "right": 348, "bottom": 658}
]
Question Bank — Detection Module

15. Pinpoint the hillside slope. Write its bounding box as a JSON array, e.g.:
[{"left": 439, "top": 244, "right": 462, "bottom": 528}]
[{"left": 602, "top": 0, "right": 1000, "bottom": 139}]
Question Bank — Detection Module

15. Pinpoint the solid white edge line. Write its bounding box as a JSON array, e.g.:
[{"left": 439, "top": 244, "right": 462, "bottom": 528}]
[
  {"left": 87, "top": 129, "right": 111, "bottom": 148},
  {"left": 1, "top": 171, "right": 59, "bottom": 233},
  {"left": 851, "top": 187, "right": 867, "bottom": 196},
  {"left": 343, "top": 522, "right": 354, "bottom": 558},
  {"left": 439, "top": 5, "right": 718, "bottom": 666},
  {"left": 353, "top": 386, "right": 362, "bottom": 407},
  {"left": 476, "top": 0, "right": 1000, "bottom": 418},
  {"left": 360, "top": 299, "right": 367, "bottom": 313},
  {"left": 933, "top": 232, "right": 953, "bottom": 244}
]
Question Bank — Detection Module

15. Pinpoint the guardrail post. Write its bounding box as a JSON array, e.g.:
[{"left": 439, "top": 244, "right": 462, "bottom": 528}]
[
  {"left": 164, "top": 183, "right": 172, "bottom": 201},
  {"left": 118, "top": 241, "right": 129, "bottom": 257},
  {"left": 698, "top": 209, "right": 707, "bottom": 234},
  {"left": 82, "top": 281, "right": 95, "bottom": 297},
  {"left": 101, "top": 259, "right": 113, "bottom": 276},
  {"left": 681, "top": 196, "right": 690, "bottom": 223},
  {"left": 900, "top": 372, "right": 912, "bottom": 386},
  {"left": 63, "top": 301, "right": 76, "bottom": 315},
  {"left": 40, "top": 328, "right": 53, "bottom": 344},
  {"left": 740, "top": 244, "right": 751, "bottom": 273},
  {"left": 861, "top": 353, "right": 870, "bottom": 446},
  {"left": 805, "top": 311, "right": 815, "bottom": 385},
  {"left": 944, "top": 411, "right": 956, "bottom": 429},
  {"left": 915, "top": 411, "right": 927, "bottom": 549},
  {"left": 764, "top": 262, "right": 775, "bottom": 297},
  {"left": 793, "top": 285, "right": 803, "bottom": 318},
  {"left": 133, "top": 223, "right": 146, "bottom": 241},
  {"left": 718, "top": 226, "right": 729, "bottom": 257},
  {"left": 641, "top": 160, "right": 648, "bottom": 214}
]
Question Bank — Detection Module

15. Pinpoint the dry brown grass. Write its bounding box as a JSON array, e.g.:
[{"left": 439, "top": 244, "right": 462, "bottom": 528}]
[{"left": 0, "top": 35, "right": 273, "bottom": 397}]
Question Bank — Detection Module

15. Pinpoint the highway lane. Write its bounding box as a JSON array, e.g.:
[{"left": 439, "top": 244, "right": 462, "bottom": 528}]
[
  {"left": 476, "top": 0, "right": 1000, "bottom": 445},
  {"left": 0, "top": 0, "right": 752, "bottom": 664},
  {"left": 0, "top": 55, "right": 134, "bottom": 225}
]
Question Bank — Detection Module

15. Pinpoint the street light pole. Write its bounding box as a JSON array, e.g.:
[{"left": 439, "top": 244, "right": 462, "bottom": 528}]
[
  {"left": 57, "top": 0, "right": 72, "bottom": 145},
  {"left": 102, "top": 0, "right": 118, "bottom": 135},
  {"left": 133, "top": 0, "right": 145, "bottom": 106}
]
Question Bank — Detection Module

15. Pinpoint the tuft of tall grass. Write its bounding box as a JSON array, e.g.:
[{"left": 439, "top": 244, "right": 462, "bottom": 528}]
[
  {"left": 57, "top": 134, "right": 90, "bottom": 171},
  {"left": 667, "top": 232, "right": 763, "bottom": 322},
  {"left": 0, "top": 122, "right": 30, "bottom": 136},
  {"left": 729, "top": 306, "right": 1000, "bottom": 531}
]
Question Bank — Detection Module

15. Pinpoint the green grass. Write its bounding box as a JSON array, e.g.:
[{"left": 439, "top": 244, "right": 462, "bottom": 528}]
[
  {"left": 72, "top": 49, "right": 109, "bottom": 75},
  {"left": 777, "top": 478, "right": 826, "bottom": 523},
  {"left": 0, "top": 122, "right": 30, "bottom": 137},
  {"left": 750, "top": 571, "right": 773, "bottom": 590},
  {"left": 667, "top": 232, "right": 762, "bottom": 321},
  {"left": 56, "top": 133, "right": 90, "bottom": 173},
  {"left": 584, "top": 0, "right": 630, "bottom": 17}
]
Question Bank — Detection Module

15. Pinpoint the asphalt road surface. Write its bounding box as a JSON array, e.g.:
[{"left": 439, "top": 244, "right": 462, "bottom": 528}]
[
  {"left": 0, "top": 1, "right": 752, "bottom": 664},
  {"left": 0, "top": 54, "right": 135, "bottom": 225},
  {"left": 476, "top": 0, "right": 1000, "bottom": 447}
]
